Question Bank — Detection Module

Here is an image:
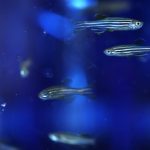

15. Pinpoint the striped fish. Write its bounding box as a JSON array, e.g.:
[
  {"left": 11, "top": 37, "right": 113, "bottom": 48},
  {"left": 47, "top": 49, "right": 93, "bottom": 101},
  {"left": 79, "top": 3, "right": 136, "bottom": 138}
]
[
  {"left": 75, "top": 17, "right": 143, "bottom": 34},
  {"left": 104, "top": 45, "right": 150, "bottom": 57},
  {"left": 38, "top": 86, "right": 93, "bottom": 100}
]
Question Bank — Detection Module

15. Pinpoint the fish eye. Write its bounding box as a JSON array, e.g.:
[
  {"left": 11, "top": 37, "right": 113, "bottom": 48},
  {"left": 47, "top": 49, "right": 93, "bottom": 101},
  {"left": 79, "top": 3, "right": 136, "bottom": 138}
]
[
  {"left": 107, "top": 50, "right": 111, "bottom": 54},
  {"left": 104, "top": 49, "right": 112, "bottom": 56},
  {"left": 136, "top": 22, "right": 141, "bottom": 26},
  {"left": 39, "top": 90, "right": 49, "bottom": 98},
  {"left": 129, "top": 21, "right": 143, "bottom": 29}
]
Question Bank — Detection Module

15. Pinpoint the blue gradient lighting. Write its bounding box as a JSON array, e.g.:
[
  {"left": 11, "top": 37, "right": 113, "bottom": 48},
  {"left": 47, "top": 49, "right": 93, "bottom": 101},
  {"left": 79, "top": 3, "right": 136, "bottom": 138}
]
[
  {"left": 64, "top": 100, "right": 108, "bottom": 134},
  {"left": 38, "top": 11, "right": 73, "bottom": 40},
  {"left": 43, "top": 98, "right": 108, "bottom": 135},
  {"left": 42, "top": 66, "right": 108, "bottom": 135},
  {"left": 136, "top": 105, "right": 150, "bottom": 137},
  {"left": 67, "top": 0, "right": 96, "bottom": 9},
  {"left": 62, "top": 68, "right": 108, "bottom": 133},
  {"left": 3, "top": 98, "right": 37, "bottom": 148},
  {"left": 69, "top": 67, "right": 87, "bottom": 88},
  {"left": 66, "top": 67, "right": 88, "bottom": 105}
]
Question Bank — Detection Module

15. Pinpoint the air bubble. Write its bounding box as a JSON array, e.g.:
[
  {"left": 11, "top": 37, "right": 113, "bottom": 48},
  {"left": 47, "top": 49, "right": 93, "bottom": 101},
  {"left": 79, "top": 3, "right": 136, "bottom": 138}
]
[{"left": 0, "top": 98, "right": 7, "bottom": 113}]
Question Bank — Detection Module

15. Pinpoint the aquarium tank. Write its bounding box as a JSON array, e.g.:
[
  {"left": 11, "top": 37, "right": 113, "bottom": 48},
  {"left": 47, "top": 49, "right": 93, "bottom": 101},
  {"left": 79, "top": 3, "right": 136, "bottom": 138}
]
[{"left": 0, "top": 0, "right": 150, "bottom": 150}]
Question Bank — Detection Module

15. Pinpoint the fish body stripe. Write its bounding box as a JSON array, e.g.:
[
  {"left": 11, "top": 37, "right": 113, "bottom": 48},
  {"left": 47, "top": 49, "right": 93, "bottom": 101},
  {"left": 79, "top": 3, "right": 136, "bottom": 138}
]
[
  {"left": 108, "top": 46, "right": 150, "bottom": 56},
  {"left": 75, "top": 19, "right": 133, "bottom": 30},
  {"left": 113, "top": 47, "right": 150, "bottom": 52}
]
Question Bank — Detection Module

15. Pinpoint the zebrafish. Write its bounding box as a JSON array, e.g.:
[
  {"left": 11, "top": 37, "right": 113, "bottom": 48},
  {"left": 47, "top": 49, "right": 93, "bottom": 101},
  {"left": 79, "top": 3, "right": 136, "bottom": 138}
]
[
  {"left": 75, "top": 17, "right": 143, "bottom": 34},
  {"left": 49, "top": 132, "right": 95, "bottom": 146},
  {"left": 38, "top": 86, "right": 93, "bottom": 100},
  {"left": 104, "top": 45, "right": 150, "bottom": 57}
]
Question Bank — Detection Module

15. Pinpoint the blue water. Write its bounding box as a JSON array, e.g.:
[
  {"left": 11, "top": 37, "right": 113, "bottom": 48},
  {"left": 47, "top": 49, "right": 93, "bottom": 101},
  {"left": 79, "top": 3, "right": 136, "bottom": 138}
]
[{"left": 0, "top": 0, "right": 150, "bottom": 150}]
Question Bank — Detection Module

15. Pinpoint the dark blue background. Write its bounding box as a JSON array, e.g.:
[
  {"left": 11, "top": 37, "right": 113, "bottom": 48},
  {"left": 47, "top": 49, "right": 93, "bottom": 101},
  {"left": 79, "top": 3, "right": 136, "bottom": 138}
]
[{"left": 0, "top": 0, "right": 150, "bottom": 150}]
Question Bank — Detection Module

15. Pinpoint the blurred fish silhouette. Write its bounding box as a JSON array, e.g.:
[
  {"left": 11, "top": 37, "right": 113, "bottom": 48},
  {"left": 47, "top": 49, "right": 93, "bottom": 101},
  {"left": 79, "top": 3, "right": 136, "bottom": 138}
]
[
  {"left": 20, "top": 58, "right": 32, "bottom": 78},
  {"left": 49, "top": 132, "right": 95, "bottom": 146},
  {"left": 38, "top": 86, "right": 93, "bottom": 100}
]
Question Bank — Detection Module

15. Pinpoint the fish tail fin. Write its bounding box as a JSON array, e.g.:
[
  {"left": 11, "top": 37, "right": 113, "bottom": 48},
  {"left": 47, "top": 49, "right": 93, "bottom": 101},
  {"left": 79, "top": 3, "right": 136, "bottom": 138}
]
[
  {"left": 73, "top": 21, "right": 87, "bottom": 33},
  {"left": 78, "top": 88, "right": 93, "bottom": 96}
]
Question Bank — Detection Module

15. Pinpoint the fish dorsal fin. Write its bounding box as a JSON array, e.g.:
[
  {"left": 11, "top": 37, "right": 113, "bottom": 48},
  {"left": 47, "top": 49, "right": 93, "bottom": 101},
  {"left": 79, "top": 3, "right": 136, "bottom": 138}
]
[
  {"left": 94, "top": 14, "right": 107, "bottom": 20},
  {"left": 134, "top": 39, "right": 145, "bottom": 45}
]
